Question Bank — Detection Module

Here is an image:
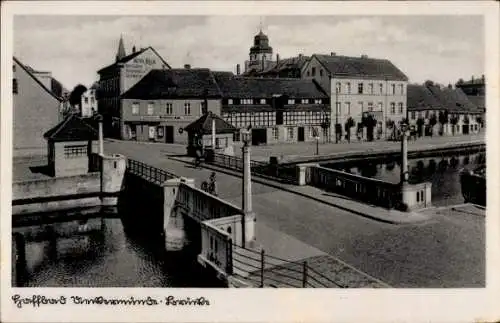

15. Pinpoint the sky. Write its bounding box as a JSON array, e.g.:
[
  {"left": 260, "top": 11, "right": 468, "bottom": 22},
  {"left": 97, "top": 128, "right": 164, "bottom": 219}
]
[{"left": 13, "top": 15, "right": 484, "bottom": 90}]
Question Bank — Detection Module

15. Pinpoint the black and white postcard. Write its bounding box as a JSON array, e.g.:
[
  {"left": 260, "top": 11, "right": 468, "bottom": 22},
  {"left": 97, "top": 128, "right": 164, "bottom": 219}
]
[{"left": 1, "top": 1, "right": 499, "bottom": 322}]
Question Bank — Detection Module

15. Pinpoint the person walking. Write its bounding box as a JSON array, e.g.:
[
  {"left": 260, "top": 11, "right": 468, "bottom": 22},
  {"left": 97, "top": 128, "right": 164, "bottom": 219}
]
[{"left": 208, "top": 172, "right": 218, "bottom": 197}]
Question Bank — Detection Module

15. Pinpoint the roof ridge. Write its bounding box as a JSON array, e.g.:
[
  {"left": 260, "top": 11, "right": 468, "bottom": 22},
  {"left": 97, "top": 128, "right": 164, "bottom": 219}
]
[{"left": 13, "top": 56, "right": 63, "bottom": 102}]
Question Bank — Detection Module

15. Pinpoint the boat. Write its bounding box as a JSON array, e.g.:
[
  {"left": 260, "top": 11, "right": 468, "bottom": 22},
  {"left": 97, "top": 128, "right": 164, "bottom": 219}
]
[{"left": 460, "top": 165, "right": 486, "bottom": 206}]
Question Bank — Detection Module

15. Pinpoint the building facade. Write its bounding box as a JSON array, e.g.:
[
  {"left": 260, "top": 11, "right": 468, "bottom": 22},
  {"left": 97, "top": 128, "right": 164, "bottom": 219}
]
[
  {"left": 120, "top": 68, "right": 222, "bottom": 143},
  {"left": 407, "top": 83, "right": 482, "bottom": 137},
  {"left": 80, "top": 85, "right": 98, "bottom": 118},
  {"left": 97, "top": 36, "right": 171, "bottom": 137},
  {"left": 214, "top": 74, "right": 330, "bottom": 145},
  {"left": 301, "top": 53, "right": 409, "bottom": 141},
  {"left": 13, "top": 57, "right": 63, "bottom": 157},
  {"left": 455, "top": 75, "right": 485, "bottom": 114}
]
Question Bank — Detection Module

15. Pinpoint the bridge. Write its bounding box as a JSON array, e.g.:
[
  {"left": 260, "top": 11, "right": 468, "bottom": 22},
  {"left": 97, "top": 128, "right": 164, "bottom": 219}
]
[{"left": 122, "top": 158, "right": 389, "bottom": 288}]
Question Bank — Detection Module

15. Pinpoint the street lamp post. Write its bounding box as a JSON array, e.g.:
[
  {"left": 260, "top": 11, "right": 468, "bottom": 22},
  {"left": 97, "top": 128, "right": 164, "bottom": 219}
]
[
  {"left": 96, "top": 114, "right": 104, "bottom": 155},
  {"left": 400, "top": 123, "right": 410, "bottom": 184},
  {"left": 241, "top": 129, "right": 255, "bottom": 248},
  {"left": 312, "top": 127, "right": 319, "bottom": 155}
]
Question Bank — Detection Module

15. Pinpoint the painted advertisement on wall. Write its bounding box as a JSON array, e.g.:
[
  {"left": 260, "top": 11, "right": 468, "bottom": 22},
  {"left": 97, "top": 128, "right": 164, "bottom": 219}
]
[{"left": 121, "top": 48, "right": 169, "bottom": 93}]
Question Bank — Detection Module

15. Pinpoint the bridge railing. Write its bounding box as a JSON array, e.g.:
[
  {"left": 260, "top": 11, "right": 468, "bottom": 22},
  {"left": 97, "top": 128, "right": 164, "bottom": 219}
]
[
  {"left": 307, "top": 166, "right": 401, "bottom": 209},
  {"left": 200, "top": 220, "right": 233, "bottom": 276},
  {"left": 210, "top": 153, "right": 297, "bottom": 184},
  {"left": 127, "top": 159, "right": 178, "bottom": 185}
]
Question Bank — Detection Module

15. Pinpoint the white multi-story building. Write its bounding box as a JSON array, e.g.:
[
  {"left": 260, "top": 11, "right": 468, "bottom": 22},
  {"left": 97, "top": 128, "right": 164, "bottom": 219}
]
[{"left": 301, "top": 53, "right": 409, "bottom": 140}]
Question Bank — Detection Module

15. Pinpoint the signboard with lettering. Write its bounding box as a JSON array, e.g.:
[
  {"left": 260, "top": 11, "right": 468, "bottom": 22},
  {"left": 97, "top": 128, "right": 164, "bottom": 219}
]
[{"left": 122, "top": 48, "right": 166, "bottom": 93}]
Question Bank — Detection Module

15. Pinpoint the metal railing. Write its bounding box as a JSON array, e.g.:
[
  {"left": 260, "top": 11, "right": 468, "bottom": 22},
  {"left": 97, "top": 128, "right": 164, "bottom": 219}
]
[
  {"left": 231, "top": 245, "right": 357, "bottom": 288},
  {"left": 308, "top": 166, "right": 401, "bottom": 209},
  {"left": 210, "top": 153, "right": 297, "bottom": 184},
  {"left": 127, "top": 159, "right": 178, "bottom": 185}
]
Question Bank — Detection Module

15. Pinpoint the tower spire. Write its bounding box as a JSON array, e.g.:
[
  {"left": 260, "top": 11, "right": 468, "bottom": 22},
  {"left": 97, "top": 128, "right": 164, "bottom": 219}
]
[
  {"left": 259, "top": 17, "right": 263, "bottom": 32},
  {"left": 116, "top": 34, "right": 126, "bottom": 62}
]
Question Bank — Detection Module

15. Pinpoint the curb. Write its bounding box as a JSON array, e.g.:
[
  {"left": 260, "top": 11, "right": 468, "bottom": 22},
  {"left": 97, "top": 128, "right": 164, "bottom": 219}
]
[{"left": 169, "top": 156, "right": 425, "bottom": 225}]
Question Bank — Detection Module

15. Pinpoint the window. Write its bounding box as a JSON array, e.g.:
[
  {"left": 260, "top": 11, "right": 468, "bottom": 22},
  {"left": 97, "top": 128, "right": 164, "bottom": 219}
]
[
  {"left": 391, "top": 84, "right": 396, "bottom": 95},
  {"left": 335, "top": 82, "right": 341, "bottom": 93},
  {"left": 64, "top": 144, "right": 87, "bottom": 158},
  {"left": 13, "top": 79, "right": 18, "bottom": 94},
  {"left": 288, "top": 99, "right": 295, "bottom": 104},
  {"left": 335, "top": 102, "right": 341, "bottom": 115},
  {"left": 314, "top": 99, "right": 322, "bottom": 104},
  {"left": 320, "top": 69, "right": 323, "bottom": 77},
  {"left": 287, "top": 127, "right": 294, "bottom": 140},
  {"left": 345, "top": 102, "right": 351, "bottom": 115},
  {"left": 378, "top": 102, "right": 383, "bottom": 111},
  {"left": 379, "top": 83, "right": 383, "bottom": 94},
  {"left": 398, "top": 102, "right": 404, "bottom": 114},
  {"left": 358, "top": 101, "right": 364, "bottom": 112},
  {"left": 272, "top": 127, "right": 279, "bottom": 140},
  {"left": 233, "top": 131, "right": 240, "bottom": 142},
  {"left": 184, "top": 102, "right": 191, "bottom": 115},
  {"left": 368, "top": 102, "right": 373, "bottom": 112},
  {"left": 346, "top": 82, "right": 351, "bottom": 94},
  {"left": 84, "top": 97, "right": 89, "bottom": 104},
  {"left": 390, "top": 102, "right": 396, "bottom": 114},
  {"left": 358, "top": 83, "right": 364, "bottom": 94},
  {"left": 157, "top": 127, "right": 164, "bottom": 138},
  {"left": 411, "top": 111, "right": 416, "bottom": 120},
  {"left": 301, "top": 99, "right": 309, "bottom": 104},
  {"left": 260, "top": 99, "right": 266, "bottom": 104},
  {"left": 241, "top": 99, "right": 253, "bottom": 105},
  {"left": 425, "top": 110, "right": 430, "bottom": 118},
  {"left": 91, "top": 97, "right": 95, "bottom": 104},
  {"left": 369, "top": 83, "right": 374, "bottom": 94},
  {"left": 311, "top": 67, "right": 316, "bottom": 76},
  {"left": 132, "top": 103, "right": 139, "bottom": 115},
  {"left": 400, "top": 84, "right": 404, "bottom": 95},
  {"left": 306, "top": 71, "right": 310, "bottom": 77},
  {"left": 228, "top": 99, "right": 233, "bottom": 105},
  {"left": 13, "top": 64, "right": 16, "bottom": 72},
  {"left": 165, "top": 103, "right": 173, "bottom": 115},
  {"left": 147, "top": 103, "right": 154, "bottom": 115}
]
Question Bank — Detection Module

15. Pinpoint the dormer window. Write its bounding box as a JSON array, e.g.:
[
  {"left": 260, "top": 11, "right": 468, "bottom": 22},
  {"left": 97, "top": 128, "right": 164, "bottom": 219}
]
[
  {"left": 241, "top": 99, "right": 253, "bottom": 105},
  {"left": 301, "top": 99, "right": 309, "bottom": 104},
  {"left": 288, "top": 99, "right": 295, "bottom": 104},
  {"left": 260, "top": 99, "right": 266, "bottom": 104},
  {"left": 228, "top": 99, "right": 233, "bottom": 105},
  {"left": 314, "top": 99, "right": 322, "bottom": 104}
]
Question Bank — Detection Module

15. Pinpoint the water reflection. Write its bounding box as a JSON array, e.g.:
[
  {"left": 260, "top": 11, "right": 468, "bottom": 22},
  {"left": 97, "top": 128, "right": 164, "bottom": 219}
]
[
  {"left": 330, "top": 152, "right": 485, "bottom": 207},
  {"left": 13, "top": 210, "right": 223, "bottom": 288}
]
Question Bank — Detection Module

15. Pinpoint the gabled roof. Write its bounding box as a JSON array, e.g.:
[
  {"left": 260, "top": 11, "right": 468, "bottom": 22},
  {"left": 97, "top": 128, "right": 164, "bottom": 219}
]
[
  {"left": 43, "top": 114, "right": 98, "bottom": 142},
  {"left": 121, "top": 68, "right": 222, "bottom": 100},
  {"left": 407, "top": 84, "right": 442, "bottom": 111},
  {"left": 311, "top": 54, "right": 408, "bottom": 81},
  {"left": 97, "top": 46, "right": 171, "bottom": 74},
  {"left": 13, "top": 57, "right": 63, "bottom": 102},
  {"left": 257, "top": 55, "right": 311, "bottom": 75},
  {"left": 425, "top": 85, "right": 480, "bottom": 114},
  {"left": 184, "top": 112, "right": 237, "bottom": 135},
  {"left": 213, "top": 75, "right": 329, "bottom": 99},
  {"left": 466, "top": 95, "right": 485, "bottom": 110}
]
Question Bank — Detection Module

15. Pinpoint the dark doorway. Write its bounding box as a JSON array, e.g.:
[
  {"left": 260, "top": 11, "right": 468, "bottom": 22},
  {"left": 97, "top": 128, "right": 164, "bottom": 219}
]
[
  {"left": 462, "top": 124, "right": 469, "bottom": 135},
  {"left": 165, "top": 126, "right": 174, "bottom": 143},
  {"left": 298, "top": 127, "right": 305, "bottom": 142},
  {"left": 276, "top": 111, "right": 284, "bottom": 125},
  {"left": 251, "top": 128, "right": 267, "bottom": 146}
]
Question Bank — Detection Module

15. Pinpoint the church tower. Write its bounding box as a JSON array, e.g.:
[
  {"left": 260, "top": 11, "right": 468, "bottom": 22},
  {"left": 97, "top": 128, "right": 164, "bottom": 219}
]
[
  {"left": 244, "top": 28, "right": 274, "bottom": 73},
  {"left": 116, "top": 35, "right": 126, "bottom": 62}
]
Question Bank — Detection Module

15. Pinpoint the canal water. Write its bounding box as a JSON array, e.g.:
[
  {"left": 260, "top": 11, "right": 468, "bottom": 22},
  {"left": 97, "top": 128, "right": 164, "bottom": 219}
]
[
  {"left": 326, "top": 151, "right": 486, "bottom": 207},
  {"left": 13, "top": 211, "right": 224, "bottom": 287}
]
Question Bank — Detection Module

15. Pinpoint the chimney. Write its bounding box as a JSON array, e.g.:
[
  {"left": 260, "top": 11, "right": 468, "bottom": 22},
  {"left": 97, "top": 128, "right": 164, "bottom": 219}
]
[
  {"left": 331, "top": 52, "right": 336, "bottom": 56},
  {"left": 236, "top": 64, "right": 241, "bottom": 75},
  {"left": 132, "top": 46, "right": 136, "bottom": 53},
  {"left": 471, "top": 75, "right": 474, "bottom": 82},
  {"left": 276, "top": 53, "right": 280, "bottom": 64},
  {"left": 184, "top": 64, "right": 191, "bottom": 69},
  {"left": 482, "top": 74, "right": 485, "bottom": 82}
]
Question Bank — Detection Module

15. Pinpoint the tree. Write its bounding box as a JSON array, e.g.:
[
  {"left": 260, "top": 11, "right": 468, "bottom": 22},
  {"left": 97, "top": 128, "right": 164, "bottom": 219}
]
[
  {"left": 344, "top": 117, "right": 355, "bottom": 143},
  {"left": 416, "top": 117, "right": 425, "bottom": 137},
  {"left": 428, "top": 113, "right": 437, "bottom": 137},
  {"left": 69, "top": 84, "right": 88, "bottom": 107},
  {"left": 438, "top": 110, "right": 449, "bottom": 135},
  {"left": 450, "top": 114, "right": 459, "bottom": 135},
  {"left": 362, "top": 114, "right": 377, "bottom": 142},
  {"left": 424, "top": 80, "right": 435, "bottom": 87}
]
